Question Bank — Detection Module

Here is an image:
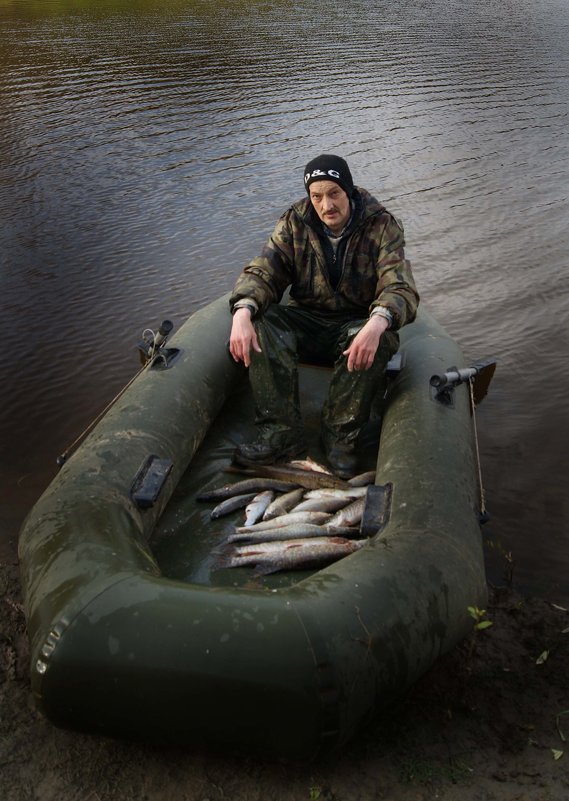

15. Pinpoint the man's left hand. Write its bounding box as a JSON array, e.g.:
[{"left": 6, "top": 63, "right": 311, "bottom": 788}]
[{"left": 343, "top": 316, "right": 389, "bottom": 372}]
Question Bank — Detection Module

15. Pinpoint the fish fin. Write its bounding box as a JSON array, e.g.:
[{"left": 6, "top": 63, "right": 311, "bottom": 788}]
[
  {"left": 254, "top": 563, "right": 281, "bottom": 576},
  {"left": 326, "top": 525, "right": 364, "bottom": 539}
]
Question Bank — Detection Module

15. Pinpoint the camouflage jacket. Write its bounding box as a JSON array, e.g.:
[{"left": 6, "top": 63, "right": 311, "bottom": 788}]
[{"left": 229, "top": 187, "right": 419, "bottom": 331}]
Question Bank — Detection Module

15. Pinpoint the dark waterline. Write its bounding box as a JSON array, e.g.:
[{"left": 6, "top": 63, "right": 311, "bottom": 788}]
[{"left": 1, "top": 0, "right": 568, "bottom": 600}]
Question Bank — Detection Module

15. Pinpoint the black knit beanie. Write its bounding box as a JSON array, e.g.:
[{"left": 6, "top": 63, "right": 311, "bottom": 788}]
[{"left": 304, "top": 154, "right": 354, "bottom": 197}]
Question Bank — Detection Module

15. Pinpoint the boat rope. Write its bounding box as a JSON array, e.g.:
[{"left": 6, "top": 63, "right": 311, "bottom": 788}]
[
  {"left": 469, "top": 377, "right": 487, "bottom": 518},
  {"left": 56, "top": 323, "right": 175, "bottom": 466},
  {"left": 56, "top": 363, "right": 148, "bottom": 466}
]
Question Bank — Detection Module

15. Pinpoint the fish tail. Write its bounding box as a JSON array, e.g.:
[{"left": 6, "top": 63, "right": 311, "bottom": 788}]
[
  {"left": 226, "top": 533, "right": 249, "bottom": 544},
  {"left": 210, "top": 543, "right": 239, "bottom": 570}
]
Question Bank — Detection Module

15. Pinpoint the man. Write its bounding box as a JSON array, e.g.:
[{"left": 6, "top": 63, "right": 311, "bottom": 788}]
[{"left": 229, "top": 154, "right": 419, "bottom": 478}]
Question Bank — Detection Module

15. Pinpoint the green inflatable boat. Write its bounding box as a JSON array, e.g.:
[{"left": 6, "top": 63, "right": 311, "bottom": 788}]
[{"left": 18, "top": 295, "right": 494, "bottom": 760}]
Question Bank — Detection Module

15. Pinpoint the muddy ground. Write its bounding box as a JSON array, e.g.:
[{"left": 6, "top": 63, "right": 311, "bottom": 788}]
[{"left": 1, "top": 556, "right": 568, "bottom": 801}]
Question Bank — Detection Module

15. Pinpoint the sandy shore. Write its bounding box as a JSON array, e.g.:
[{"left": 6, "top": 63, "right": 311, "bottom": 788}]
[{"left": 2, "top": 556, "right": 568, "bottom": 801}]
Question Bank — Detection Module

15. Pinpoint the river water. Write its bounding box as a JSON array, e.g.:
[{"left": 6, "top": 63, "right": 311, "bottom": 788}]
[{"left": 1, "top": 0, "right": 568, "bottom": 599}]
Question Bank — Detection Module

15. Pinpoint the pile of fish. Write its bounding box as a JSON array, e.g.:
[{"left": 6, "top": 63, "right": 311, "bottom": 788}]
[{"left": 197, "top": 457, "right": 375, "bottom": 575}]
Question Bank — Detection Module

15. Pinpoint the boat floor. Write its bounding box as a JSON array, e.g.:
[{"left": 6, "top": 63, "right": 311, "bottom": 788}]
[{"left": 151, "top": 366, "right": 382, "bottom": 591}]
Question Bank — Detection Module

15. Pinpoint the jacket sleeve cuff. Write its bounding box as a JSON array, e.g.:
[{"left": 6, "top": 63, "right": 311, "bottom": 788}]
[
  {"left": 370, "top": 306, "right": 394, "bottom": 328},
  {"left": 232, "top": 298, "right": 259, "bottom": 318}
]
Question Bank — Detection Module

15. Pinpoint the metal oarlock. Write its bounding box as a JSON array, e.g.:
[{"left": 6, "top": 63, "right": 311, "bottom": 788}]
[
  {"left": 430, "top": 356, "right": 497, "bottom": 407},
  {"left": 430, "top": 356, "right": 498, "bottom": 525},
  {"left": 137, "top": 319, "right": 177, "bottom": 368}
]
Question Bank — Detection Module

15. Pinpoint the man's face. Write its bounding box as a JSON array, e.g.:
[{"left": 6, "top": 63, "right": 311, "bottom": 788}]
[{"left": 308, "top": 180, "right": 351, "bottom": 235}]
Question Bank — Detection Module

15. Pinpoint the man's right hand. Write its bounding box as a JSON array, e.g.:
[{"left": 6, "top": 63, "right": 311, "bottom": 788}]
[{"left": 229, "top": 307, "right": 262, "bottom": 367}]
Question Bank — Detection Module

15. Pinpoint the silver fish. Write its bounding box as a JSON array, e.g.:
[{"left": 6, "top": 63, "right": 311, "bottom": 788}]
[
  {"left": 327, "top": 496, "right": 366, "bottom": 527},
  {"left": 286, "top": 456, "right": 333, "bottom": 474},
  {"left": 197, "top": 477, "right": 299, "bottom": 501},
  {"left": 303, "top": 486, "right": 367, "bottom": 500},
  {"left": 290, "top": 496, "right": 352, "bottom": 514},
  {"left": 228, "top": 523, "right": 365, "bottom": 544},
  {"left": 243, "top": 491, "right": 274, "bottom": 526},
  {"left": 225, "top": 463, "right": 349, "bottom": 490},
  {"left": 347, "top": 471, "right": 376, "bottom": 487},
  {"left": 232, "top": 539, "right": 308, "bottom": 555},
  {"left": 210, "top": 492, "right": 258, "bottom": 520},
  {"left": 229, "top": 523, "right": 330, "bottom": 544},
  {"left": 262, "top": 487, "right": 305, "bottom": 520},
  {"left": 219, "top": 537, "right": 365, "bottom": 574},
  {"left": 236, "top": 510, "right": 332, "bottom": 533}
]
